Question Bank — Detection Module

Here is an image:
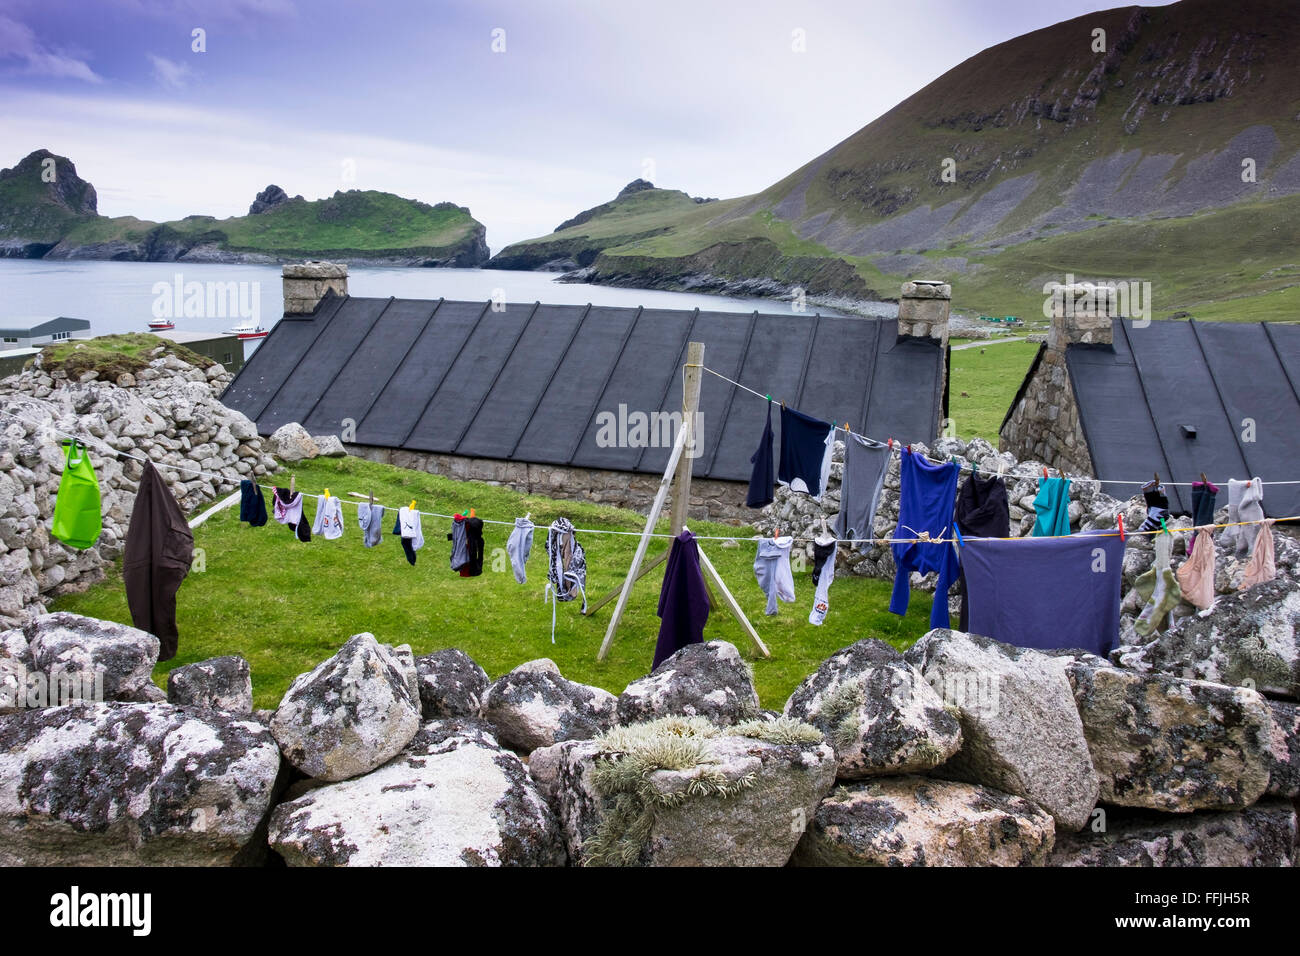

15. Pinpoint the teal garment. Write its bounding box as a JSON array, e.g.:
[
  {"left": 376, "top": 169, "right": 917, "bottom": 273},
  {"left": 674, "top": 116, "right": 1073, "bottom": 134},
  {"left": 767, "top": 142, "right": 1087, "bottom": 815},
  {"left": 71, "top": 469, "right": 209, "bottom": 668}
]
[{"left": 1032, "top": 476, "right": 1072, "bottom": 537}]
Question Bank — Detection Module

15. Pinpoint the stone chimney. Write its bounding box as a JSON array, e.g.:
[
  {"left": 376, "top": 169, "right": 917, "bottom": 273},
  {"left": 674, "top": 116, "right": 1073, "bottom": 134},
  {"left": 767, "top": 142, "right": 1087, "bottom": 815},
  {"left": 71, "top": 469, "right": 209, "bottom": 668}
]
[
  {"left": 1047, "top": 282, "right": 1115, "bottom": 352},
  {"left": 283, "top": 261, "right": 348, "bottom": 315},
  {"left": 999, "top": 282, "right": 1110, "bottom": 474},
  {"left": 897, "top": 280, "right": 951, "bottom": 346}
]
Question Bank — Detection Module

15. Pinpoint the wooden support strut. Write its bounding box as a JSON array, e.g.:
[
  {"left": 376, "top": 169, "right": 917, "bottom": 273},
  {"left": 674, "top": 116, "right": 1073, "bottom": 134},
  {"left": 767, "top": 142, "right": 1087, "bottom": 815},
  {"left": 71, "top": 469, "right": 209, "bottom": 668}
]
[{"left": 593, "top": 341, "right": 766, "bottom": 661}]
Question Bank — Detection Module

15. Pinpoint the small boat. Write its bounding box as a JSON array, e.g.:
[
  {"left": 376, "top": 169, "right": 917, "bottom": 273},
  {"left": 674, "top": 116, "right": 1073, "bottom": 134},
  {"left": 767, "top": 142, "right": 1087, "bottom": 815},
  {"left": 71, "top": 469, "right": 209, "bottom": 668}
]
[
  {"left": 225, "top": 321, "right": 268, "bottom": 340},
  {"left": 148, "top": 318, "right": 175, "bottom": 331}
]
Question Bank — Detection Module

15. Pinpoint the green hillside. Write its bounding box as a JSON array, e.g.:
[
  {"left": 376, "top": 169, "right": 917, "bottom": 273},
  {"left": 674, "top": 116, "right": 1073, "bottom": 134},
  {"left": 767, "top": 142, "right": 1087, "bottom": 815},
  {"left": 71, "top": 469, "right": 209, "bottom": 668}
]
[
  {"left": 498, "top": 0, "right": 1300, "bottom": 321},
  {"left": 0, "top": 149, "right": 489, "bottom": 265}
]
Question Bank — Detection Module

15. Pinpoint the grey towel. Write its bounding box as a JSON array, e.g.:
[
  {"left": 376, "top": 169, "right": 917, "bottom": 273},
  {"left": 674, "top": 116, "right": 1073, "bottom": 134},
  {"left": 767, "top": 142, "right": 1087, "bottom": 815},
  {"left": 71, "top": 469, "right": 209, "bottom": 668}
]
[
  {"left": 508, "top": 518, "right": 534, "bottom": 584},
  {"left": 833, "top": 434, "right": 890, "bottom": 554}
]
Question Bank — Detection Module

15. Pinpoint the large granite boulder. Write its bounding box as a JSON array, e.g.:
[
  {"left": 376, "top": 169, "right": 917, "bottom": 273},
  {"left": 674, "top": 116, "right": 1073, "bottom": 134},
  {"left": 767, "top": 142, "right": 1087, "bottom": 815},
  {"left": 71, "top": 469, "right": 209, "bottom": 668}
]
[
  {"left": 784, "top": 638, "right": 962, "bottom": 778},
  {"left": 268, "top": 718, "right": 564, "bottom": 866},
  {"left": 268, "top": 422, "right": 319, "bottom": 463},
  {"left": 791, "top": 776, "right": 1056, "bottom": 867},
  {"left": 415, "top": 648, "right": 489, "bottom": 719},
  {"left": 167, "top": 655, "right": 253, "bottom": 713},
  {"left": 534, "top": 715, "right": 835, "bottom": 866},
  {"left": 1069, "top": 662, "right": 1272, "bottom": 812},
  {"left": 378, "top": 642, "right": 419, "bottom": 708},
  {"left": 1116, "top": 578, "right": 1299, "bottom": 698},
  {"left": 1051, "top": 801, "right": 1297, "bottom": 867},
  {"left": 617, "top": 641, "right": 760, "bottom": 727},
  {"left": 311, "top": 434, "right": 346, "bottom": 458},
  {"left": 0, "top": 701, "right": 282, "bottom": 865},
  {"left": 269, "top": 633, "right": 420, "bottom": 781},
  {"left": 905, "top": 629, "right": 1099, "bottom": 832},
  {"left": 1265, "top": 698, "right": 1300, "bottom": 798},
  {"left": 483, "top": 659, "right": 616, "bottom": 752},
  {"left": 24, "top": 612, "right": 159, "bottom": 703}
]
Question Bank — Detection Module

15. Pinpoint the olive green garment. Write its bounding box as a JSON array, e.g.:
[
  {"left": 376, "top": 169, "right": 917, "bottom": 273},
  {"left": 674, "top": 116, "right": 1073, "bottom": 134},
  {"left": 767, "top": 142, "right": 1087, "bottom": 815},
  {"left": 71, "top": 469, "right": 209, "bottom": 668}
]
[{"left": 51, "top": 440, "right": 102, "bottom": 549}]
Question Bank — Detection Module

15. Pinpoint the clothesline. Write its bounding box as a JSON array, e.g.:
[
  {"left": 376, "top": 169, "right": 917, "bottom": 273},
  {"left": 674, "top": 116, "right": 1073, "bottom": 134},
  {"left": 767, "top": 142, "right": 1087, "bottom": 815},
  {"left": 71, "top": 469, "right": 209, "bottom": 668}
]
[
  {"left": 4, "top": 404, "right": 1293, "bottom": 549},
  {"left": 699, "top": 365, "right": 1300, "bottom": 488}
]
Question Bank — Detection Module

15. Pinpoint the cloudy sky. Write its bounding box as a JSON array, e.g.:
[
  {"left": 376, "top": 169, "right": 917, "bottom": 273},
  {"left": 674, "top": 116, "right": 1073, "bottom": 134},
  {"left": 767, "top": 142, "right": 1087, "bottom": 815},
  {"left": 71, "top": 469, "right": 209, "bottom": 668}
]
[{"left": 0, "top": 0, "right": 1176, "bottom": 251}]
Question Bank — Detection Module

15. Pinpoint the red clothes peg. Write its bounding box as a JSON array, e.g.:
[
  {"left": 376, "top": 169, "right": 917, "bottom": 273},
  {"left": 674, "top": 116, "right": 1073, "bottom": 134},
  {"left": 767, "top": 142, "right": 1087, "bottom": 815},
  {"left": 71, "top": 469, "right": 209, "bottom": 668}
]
[
  {"left": 1117, "top": 513, "right": 1126, "bottom": 542},
  {"left": 1042, "top": 467, "right": 1049, "bottom": 479}
]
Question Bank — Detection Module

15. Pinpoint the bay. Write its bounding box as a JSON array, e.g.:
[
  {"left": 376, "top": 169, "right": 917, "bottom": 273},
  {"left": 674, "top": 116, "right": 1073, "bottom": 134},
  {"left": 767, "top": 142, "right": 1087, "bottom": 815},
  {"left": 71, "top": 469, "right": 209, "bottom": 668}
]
[{"left": 0, "top": 260, "right": 850, "bottom": 357}]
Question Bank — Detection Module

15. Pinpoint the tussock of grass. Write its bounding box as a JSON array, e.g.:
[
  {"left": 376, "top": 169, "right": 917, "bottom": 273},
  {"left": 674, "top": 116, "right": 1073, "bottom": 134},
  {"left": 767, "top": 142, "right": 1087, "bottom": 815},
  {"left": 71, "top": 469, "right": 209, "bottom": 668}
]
[
  {"left": 733, "top": 715, "right": 823, "bottom": 745},
  {"left": 36, "top": 333, "right": 213, "bottom": 380},
  {"left": 814, "top": 679, "right": 867, "bottom": 751},
  {"left": 585, "top": 716, "right": 757, "bottom": 866}
]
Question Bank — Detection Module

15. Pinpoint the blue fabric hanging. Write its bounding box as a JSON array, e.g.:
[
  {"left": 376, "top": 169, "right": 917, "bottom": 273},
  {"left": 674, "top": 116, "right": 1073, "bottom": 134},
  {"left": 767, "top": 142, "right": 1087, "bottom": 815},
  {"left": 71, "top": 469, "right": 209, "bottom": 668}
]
[{"left": 889, "top": 449, "right": 961, "bottom": 629}]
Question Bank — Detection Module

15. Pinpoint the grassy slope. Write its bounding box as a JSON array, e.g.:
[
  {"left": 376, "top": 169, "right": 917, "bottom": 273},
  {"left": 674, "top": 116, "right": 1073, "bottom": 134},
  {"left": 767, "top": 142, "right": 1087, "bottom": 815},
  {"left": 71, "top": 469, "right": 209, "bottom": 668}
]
[
  {"left": 498, "top": 0, "right": 1300, "bottom": 322},
  {"left": 0, "top": 167, "right": 87, "bottom": 243},
  {"left": 58, "top": 191, "right": 481, "bottom": 255},
  {"left": 52, "top": 456, "right": 935, "bottom": 710}
]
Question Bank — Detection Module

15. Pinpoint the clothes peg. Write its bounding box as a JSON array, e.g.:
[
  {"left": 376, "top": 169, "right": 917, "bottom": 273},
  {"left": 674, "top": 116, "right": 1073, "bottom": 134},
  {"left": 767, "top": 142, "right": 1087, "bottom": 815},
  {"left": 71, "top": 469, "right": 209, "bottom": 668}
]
[
  {"left": 844, "top": 422, "right": 851, "bottom": 436},
  {"left": 1042, "top": 467, "right": 1049, "bottom": 479},
  {"left": 1153, "top": 471, "right": 1161, "bottom": 485},
  {"left": 774, "top": 527, "right": 781, "bottom": 538},
  {"left": 409, "top": 500, "right": 416, "bottom": 511},
  {"left": 998, "top": 459, "right": 1006, "bottom": 478},
  {"left": 1200, "top": 472, "right": 1208, "bottom": 486},
  {"left": 323, "top": 488, "right": 330, "bottom": 500},
  {"left": 781, "top": 400, "right": 786, "bottom": 409},
  {"left": 369, "top": 489, "right": 375, "bottom": 506},
  {"left": 289, "top": 475, "right": 295, "bottom": 494},
  {"left": 525, "top": 512, "right": 531, "bottom": 521},
  {"left": 1118, "top": 513, "right": 1126, "bottom": 542},
  {"left": 887, "top": 437, "right": 893, "bottom": 450},
  {"left": 1160, "top": 517, "right": 1169, "bottom": 535},
  {"left": 469, "top": 507, "right": 476, "bottom": 518},
  {"left": 764, "top": 394, "right": 771, "bottom": 402}
]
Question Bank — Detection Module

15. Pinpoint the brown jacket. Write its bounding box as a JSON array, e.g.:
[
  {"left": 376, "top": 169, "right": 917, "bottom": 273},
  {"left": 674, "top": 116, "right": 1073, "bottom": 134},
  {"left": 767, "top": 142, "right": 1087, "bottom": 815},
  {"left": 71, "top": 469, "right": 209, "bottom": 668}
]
[{"left": 123, "top": 461, "right": 193, "bottom": 661}]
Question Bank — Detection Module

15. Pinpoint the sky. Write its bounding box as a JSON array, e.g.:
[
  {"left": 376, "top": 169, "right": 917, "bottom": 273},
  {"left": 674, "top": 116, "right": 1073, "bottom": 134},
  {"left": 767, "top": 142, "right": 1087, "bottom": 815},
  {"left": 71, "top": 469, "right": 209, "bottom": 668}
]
[{"left": 0, "top": 0, "right": 1180, "bottom": 251}]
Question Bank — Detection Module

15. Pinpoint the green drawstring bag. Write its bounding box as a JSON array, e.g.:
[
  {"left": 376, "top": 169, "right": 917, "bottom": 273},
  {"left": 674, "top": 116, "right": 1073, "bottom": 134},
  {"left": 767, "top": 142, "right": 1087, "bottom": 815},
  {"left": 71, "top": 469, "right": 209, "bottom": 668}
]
[{"left": 51, "top": 440, "right": 102, "bottom": 549}]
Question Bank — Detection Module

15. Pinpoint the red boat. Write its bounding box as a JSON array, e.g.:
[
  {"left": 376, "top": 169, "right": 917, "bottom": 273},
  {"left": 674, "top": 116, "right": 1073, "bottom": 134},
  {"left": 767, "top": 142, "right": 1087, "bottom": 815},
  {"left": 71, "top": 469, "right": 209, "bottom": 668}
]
[
  {"left": 148, "top": 318, "right": 175, "bottom": 331},
  {"left": 225, "top": 321, "right": 268, "bottom": 340}
]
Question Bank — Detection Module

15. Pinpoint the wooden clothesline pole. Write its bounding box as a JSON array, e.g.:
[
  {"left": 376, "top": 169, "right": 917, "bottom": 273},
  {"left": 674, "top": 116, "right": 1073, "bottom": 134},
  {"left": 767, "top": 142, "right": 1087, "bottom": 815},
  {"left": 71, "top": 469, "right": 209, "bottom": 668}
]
[{"left": 591, "top": 341, "right": 766, "bottom": 661}]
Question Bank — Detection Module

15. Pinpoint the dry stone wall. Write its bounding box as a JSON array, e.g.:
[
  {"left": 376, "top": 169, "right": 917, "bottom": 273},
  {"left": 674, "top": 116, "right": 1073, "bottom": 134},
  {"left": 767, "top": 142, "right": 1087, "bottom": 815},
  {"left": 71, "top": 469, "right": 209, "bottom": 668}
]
[{"left": 0, "top": 349, "right": 278, "bottom": 628}]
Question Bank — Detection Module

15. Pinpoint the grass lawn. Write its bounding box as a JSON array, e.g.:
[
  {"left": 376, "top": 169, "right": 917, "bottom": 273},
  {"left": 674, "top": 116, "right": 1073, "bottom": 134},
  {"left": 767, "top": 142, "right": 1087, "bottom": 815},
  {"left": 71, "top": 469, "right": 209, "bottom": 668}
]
[
  {"left": 948, "top": 340, "right": 1040, "bottom": 441},
  {"left": 52, "top": 456, "right": 935, "bottom": 710}
]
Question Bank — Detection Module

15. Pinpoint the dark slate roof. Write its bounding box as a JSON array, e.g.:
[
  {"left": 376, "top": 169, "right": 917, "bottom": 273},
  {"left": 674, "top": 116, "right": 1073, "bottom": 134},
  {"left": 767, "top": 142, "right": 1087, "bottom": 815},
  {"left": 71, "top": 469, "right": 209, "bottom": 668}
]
[
  {"left": 0, "top": 317, "right": 90, "bottom": 337},
  {"left": 1067, "top": 319, "right": 1300, "bottom": 518},
  {"left": 221, "top": 293, "right": 947, "bottom": 482}
]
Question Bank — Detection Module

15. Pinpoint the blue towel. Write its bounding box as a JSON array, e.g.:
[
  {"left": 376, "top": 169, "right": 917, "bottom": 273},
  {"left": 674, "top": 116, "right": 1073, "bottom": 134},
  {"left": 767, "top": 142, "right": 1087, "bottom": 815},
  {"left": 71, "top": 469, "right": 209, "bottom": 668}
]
[
  {"left": 778, "top": 405, "right": 833, "bottom": 499},
  {"left": 889, "top": 449, "right": 961, "bottom": 629},
  {"left": 959, "top": 530, "right": 1124, "bottom": 656}
]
